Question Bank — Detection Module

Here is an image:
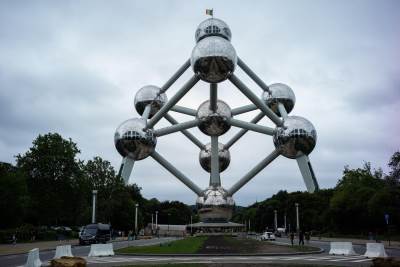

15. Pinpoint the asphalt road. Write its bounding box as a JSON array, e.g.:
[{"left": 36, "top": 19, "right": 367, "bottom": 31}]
[{"left": 0, "top": 237, "right": 177, "bottom": 267}]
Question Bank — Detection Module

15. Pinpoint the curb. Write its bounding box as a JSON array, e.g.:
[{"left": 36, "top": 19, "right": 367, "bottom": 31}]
[{"left": 116, "top": 247, "right": 325, "bottom": 257}]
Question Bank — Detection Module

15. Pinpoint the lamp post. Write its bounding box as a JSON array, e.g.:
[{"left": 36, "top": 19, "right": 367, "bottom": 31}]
[
  {"left": 284, "top": 213, "right": 287, "bottom": 231},
  {"left": 135, "top": 203, "right": 139, "bottom": 237},
  {"left": 295, "top": 203, "right": 300, "bottom": 233},
  {"left": 91, "top": 190, "right": 98, "bottom": 224},
  {"left": 274, "top": 210, "right": 278, "bottom": 231},
  {"left": 151, "top": 213, "right": 154, "bottom": 232},
  {"left": 190, "top": 215, "right": 193, "bottom": 235},
  {"left": 167, "top": 213, "right": 171, "bottom": 236},
  {"left": 155, "top": 211, "right": 158, "bottom": 237}
]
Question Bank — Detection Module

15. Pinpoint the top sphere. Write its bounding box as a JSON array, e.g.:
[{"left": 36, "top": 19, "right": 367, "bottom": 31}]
[
  {"left": 195, "top": 18, "right": 232, "bottom": 43},
  {"left": 134, "top": 85, "right": 167, "bottom": 119},
  {"left": 262, "top": 83, "right": 296, "bottom": 117},
  {"left": 273, "top": 116, "right": 317, "bottom": 159}
]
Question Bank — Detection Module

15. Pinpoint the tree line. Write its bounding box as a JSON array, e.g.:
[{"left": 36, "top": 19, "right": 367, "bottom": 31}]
[
  {"left": 232, "top": 153, "right": 400, "bottom": 237},
  {"left": 0, "top": 133, "right": 193, "bottom": 238}
]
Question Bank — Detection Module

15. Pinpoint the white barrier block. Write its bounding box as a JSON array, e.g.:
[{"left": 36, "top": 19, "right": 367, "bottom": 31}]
[
  {"left": 329, "top": 242, "right": 357, "bottom": 256},
  {"left": 88, "top": 243, "right": 114, "bottom": 257},
  {"left": 54, "top": 244, "right": 73, "bottom": 259},
  {"left": 24, "top": 248, "right": 42, "bottom": 267},
  {"left": 364, "top": 243, "right": 388, "bottom": 258}
]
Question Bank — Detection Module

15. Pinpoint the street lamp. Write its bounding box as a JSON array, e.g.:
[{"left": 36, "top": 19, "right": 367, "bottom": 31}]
[
  {"left": 155, "top": 211, "right": 158, "bottom": 237},
  {"left": 167, "top": 213, "right": 171, "bottom": 236},
  {"left": 135, "top": 203, "right": 139, "bottom": 237},
  {"left": 295, "top": 203, "right": 300, "bottom": 233},
  {"left": 274, "top": 210, "right": 278, "bottom": 231},
  {"left": 190, "top": 215, "right": 193, "bottom": 235},
  {"left": 92, "top": 190, "right": 98, "bottom": 224}
]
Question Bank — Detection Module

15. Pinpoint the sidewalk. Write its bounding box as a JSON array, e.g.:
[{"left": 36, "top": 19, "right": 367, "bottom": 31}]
[
  {"left": 312, "top": 236, "right": 400, "bottom": 249},
  {"left": 0, "top": 239, "right": 78, "bottom": 256}
]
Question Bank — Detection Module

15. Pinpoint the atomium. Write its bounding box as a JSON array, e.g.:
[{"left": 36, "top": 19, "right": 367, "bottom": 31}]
[
  {"left": 114, "top": 16, "right": 320, "bottom": 224},
  {"left": 199, "top": 142, "right": 230, "bottom": 172}
]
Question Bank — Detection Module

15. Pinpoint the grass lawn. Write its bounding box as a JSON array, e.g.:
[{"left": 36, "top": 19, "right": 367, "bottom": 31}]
[{"left": 116, "top": 236, "right": 207, "bottom": 254}]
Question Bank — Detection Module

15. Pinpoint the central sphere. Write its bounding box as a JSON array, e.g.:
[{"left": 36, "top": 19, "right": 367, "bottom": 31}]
[
  {"left": 199, "top": 142, "right": 231, "bottom": 173},
  {"left": 114, "top": 118, "right": 156, "bottom": 160},
  {"left": 195, "top": 18, "right": 232, "bottom": 43},
  {"left": 134, "top": 85, "right": 167, "bottom": 119},
  {"left": 196, "top": 100, "right": 231, "bottom": 136},
  {"left": 196, "top": 187, "right": 234, "bottom": 223},
  {"left": 191, "top": 36, "right": 237, "bottom": 83},
  {"left": 261, "top": 83, "right": 296, "bottom": 117},
  {"left": 273, "top": 116, "right": 317, "bottom": 159}
]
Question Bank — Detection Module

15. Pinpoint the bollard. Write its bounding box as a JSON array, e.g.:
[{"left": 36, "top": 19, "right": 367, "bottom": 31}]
[
  {"left": 24, "top": 248, "right": 42, "bottom": 267},
  {"left": 364, "top": 243, "right": 388, "bottom": 258},
  {"left": 329, "top": 242, "right": 357, "bottom": 256},
  {"left": 54, "top": 245, "right": 73, "bottom": 259},
  {"left": 88, "top": 243, "right": 114, "bottom": 257}
]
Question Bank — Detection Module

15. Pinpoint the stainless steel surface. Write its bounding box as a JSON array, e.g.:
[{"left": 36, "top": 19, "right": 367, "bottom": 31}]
[
  {"left": 196, "top": 186, "right": 235, "bottom": 222},
  {"left": 229, "top": 74, "right": 283, "bottom": 126},
  {"left": 296, "top": 154, "right": 319, "bottom": 192},
  {"left": 210, "top": 135, "right": 220, "bottom": 186},
  {"left": 197, "top": 99, "right": 231, "bottom": 136},
  {"left": 150, "top": 151, "right": 203, "bottom": 196},
  {"left": 261, "top": 83, "right": 295, "bottom": 117},
  {"left": 134, "top": 85, "right": 167, "bottom": 119},
  {"left": 278, "top": 102, "right": 288, "bottom": 118},
  {"left": 154, "top": 119, "right": 199, "bottom": 137},
  {"left": 227, "top": 149, "right": 281, "bottom": 196},
  {"left": 191, "top": 36, "right": 237, "bottom": 83},
  {"left": 228, "top": 118, "right": 276, "bottom": 135},
  {"left": 114, "top": 118, "right": 156, "bottom": 160},
  {"left": 225, "top": 112, "right": 265, "bottom": 149},
  {"left": 170, "top": 105, "right": 197, "bottom": 116},
  {"left": 195, "top": 18, "right": 232, "bottom": 43},
  {"left": 237, "top": 57, "right": 270, "bottom": 93},
  {"left": 231, "top": 104, "right": 258, "bottom": 115},
  {"left": 147, "top": 75, "right": 200, "bottom": 129},
  {"left": 273, "top": 116, "right": 317, "bottom": 159},
  {"left": 199, "top": 141, "right": 230, "bottom": 173},
  {"left": 210, "top": 83, "right": 218, "bottom": 112},
  {"left": 164, "top": 114, "right": 204, "bottom": 149},
  {"left": 120, "top": 157, "right": 135, "bottom": 184}
]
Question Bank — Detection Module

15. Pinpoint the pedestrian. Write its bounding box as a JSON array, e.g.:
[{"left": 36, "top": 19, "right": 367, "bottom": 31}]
[
  {"left": 290, "top": 232, "right": 294, "bottom": 246},
  {"left": 12, "top": 233, "right": 17, "bottom": 245},
  {"left": 299, "top": 230, "right": 304, "bottom": 246},
  {"left": 305, "top": 231, "right": 310, "bottom": 244}
]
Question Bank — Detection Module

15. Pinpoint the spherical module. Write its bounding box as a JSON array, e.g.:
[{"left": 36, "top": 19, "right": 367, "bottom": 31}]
[
  {"left": 114, "top": 118, "right": 156, "bottom": 160},
  {"left": 261, "top": 83, "right": 296, "bottom": 117},
  {"left": 199, "top": 142, "right": 231, "bottom": 173},
  {"left": 196, "top": 186, "right": 235, "bottom": 222},
  {"left": 273, "top": 116, "right": 317, "bottom": 159},
  {"left": 196, "top": 100, "right": 231, "bottom": 136},
  {"left": 134, "top": 85, "right": 167, "bottom": 119},
  {"left": 191, "top": 36, "right": 237, "bottom": 83},
  {"left": 195, "top": 18, "right": 232, "bottom": 43}
]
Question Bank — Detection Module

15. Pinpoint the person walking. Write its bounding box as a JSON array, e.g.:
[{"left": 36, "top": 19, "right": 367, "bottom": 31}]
[
  {"left": 290, "top": 232, "right": 294, "bottom": 246},
  {"left": 298, "top": 230, "right": 304, "bottom": 246},
  {"left": 305, "top": 231, "right": 310, "bottom": 244}
]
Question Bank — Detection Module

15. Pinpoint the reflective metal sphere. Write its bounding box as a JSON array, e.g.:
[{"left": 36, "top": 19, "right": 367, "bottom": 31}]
[
  {"left": 273, "top": 116, "right": 317, "bottom": 159},
  {"left": 134, "top": 85, "right": 167, "bottom": 119},
  {"left": 196, "top": 100, "right": 231, "bottom": 136},
  {"left": 196, "top": 186, "right": 235, "bottom": 222},
  {"left": 199, "top": 142, "right": 230, "bottom": 173},
  {"left": 114, "top": 118, "right": 156, "bottom": 160},
  {"left": 191, "top": 36, "right": 237, "bottom": 83},
  {"left": 195, "top": 18, "right": 232, "bottom": 43},
  {"left": 261, "top": 83, "right": 296, "bottom": 117}
]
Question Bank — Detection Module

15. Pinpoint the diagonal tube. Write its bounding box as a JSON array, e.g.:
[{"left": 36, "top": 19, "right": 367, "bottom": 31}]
[
  {"left": 210, "top": 135, "right": 220, "bottom": 187},
  {"left": 154, "top": 119, "right": 200, "bottom": 137},
  {"left": 237, "top": 57, "right": 270, "bottom": 93},
  {"left": 229, "top": 74, "right": 283, "bottom": 127},
  {"left": 231, "top": 104, "right": 258, "bottom": 116},
  {"left": 170, "top": 105, "right": 197, "bottom": 116},
  {"left": 227, "top": 149, "right": 281, "bottom": 196},
  {"left": 142, "top": 104, "right": 152, "bottom": 120},
  {"left": 147, "top": 75, "right": 200, "bottom": 129},
  {"left": 225, "top": 112, "right": 265, "bottom": 149},
  {"left": 278, "top": 103, "right": 288, "bottom": 119},
  {"left": 161, "top": 59, "right": 191, "bottom": 92},
  {"left": 210, "top": 83, "right": 218, "bottom": 112},
  {"left": 164, "top": 114, "right": 204, "bottom": 149},
  {"left": 228, "top": 118, "right": 276, "bottom": 136},
  {"left": 150, "top": 151, "right": 203, "bottom": 196}
]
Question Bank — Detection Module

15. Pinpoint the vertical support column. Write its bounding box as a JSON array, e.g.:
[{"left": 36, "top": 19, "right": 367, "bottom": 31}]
[
  {"left": 210, "top": 83, "right": 218, "bottom": 112},
  {"left": 92, "top": 190, "right": 97, "bottom": 224},
  {"left": 274, "top": 210, "right": 278, "bottom": 231},
  {"left": 155, "top": 211, "right": 158, "bottom": 236},
  {"left": 284, "top": 213, "right": 287, "bottom": 231},
  {"left": 135, "top": 203, "right": 139, "bottom": 236},
  {"left": 210, "top": 135, "right": 221, "bottom": 187},
  {"left": 295, "top": 203, "right": 300, "bottom": 233},
  {"left": 151, "top": 214, "right": 154, "bottom": 232}
]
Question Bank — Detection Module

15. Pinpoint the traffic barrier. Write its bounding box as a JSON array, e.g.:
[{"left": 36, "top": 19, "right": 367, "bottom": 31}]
[
  {"left": 53, "top": 244, "right": 73, "bottom": 259},
  {"left": 329, "top": 242, "right": 357, "bottom": 255},
  {"left": 88, "top": 243, "right": 114, "bottom": 257},
  {"left": 24, "top": 248, "right": 42, "bottom": 267},
  {"left": 364, "top": 243, "right": 388, "bottom": 258}
]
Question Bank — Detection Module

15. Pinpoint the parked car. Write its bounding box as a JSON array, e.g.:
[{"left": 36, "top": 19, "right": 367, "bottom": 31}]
[
  {"left": 260, "top": 231, "right": 276, "bottom": 241},
  {"left": 79, "top": 223, "right": 111, "bottom": 245}
]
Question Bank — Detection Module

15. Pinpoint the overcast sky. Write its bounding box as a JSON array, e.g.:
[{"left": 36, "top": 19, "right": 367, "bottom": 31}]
[{"left": 0, "top": 1, "right": 399, "bottom": 206}]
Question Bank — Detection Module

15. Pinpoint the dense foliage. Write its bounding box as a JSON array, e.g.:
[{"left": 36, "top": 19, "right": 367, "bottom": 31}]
[{"left": 232, "top": 155, "right": 400, "bottom": 236}]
